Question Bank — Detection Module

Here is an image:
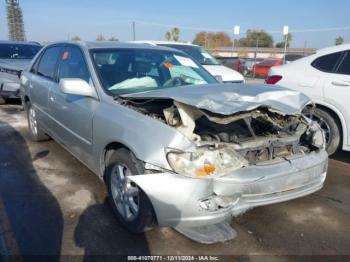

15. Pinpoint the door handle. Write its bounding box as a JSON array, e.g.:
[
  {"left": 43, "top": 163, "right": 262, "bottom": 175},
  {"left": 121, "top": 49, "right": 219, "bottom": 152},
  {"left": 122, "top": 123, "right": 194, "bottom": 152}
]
[
  {"left": 331, "top": 81, "right": 350, "bottom": 87},
  {"left": 49, "top": 96, "right": 56, "bottom": 102}
]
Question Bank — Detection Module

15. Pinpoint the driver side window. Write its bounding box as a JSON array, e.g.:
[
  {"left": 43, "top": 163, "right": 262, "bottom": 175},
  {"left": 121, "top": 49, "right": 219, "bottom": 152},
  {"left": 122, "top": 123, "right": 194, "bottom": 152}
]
[{"left": 58, "top": 46, "right": 90, "bottom": 83}]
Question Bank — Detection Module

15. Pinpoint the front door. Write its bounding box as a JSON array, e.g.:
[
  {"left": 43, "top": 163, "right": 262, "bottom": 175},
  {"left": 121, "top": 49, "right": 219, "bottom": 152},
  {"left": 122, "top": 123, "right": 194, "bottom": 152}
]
[{"left": 48, "top": 45, "right": 98, "bottom": 164}]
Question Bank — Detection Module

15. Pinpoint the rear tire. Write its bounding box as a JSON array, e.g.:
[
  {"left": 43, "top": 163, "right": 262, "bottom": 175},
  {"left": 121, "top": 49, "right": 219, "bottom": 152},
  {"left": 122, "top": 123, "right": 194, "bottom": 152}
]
[
  {"left": 105, "top": 148, "right": 155, "bottom": 233},
  {"left": 26, "top": 102, "right": 49, "bottom": 142},
  {"left": 304, "top": 107, "right": 341, "bottom": 155}
]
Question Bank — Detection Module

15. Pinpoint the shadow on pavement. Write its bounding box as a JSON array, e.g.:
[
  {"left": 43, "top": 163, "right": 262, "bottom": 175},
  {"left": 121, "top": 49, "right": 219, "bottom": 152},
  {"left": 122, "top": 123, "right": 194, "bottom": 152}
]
[
  {"left": 0, "top": 120, "right": 63, "bottom": 261},
  {"left": 74, "top": 199, "right": 150, "bottom": 261},
  {"left": 330, "top": 150, "right": 350, "bottom": 164}
]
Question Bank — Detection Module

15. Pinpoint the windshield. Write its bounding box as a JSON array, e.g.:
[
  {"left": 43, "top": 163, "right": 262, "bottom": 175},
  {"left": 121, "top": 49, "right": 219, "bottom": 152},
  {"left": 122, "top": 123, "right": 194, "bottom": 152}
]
[
  {"left": 159, "top": 44, "right": 220, "bottom": 65},
  {"left": 0, "top": 44, "right": 41, "bottom": 59},
  {"left": 91, "top": 48, "right": 218, "bottom": 96}
]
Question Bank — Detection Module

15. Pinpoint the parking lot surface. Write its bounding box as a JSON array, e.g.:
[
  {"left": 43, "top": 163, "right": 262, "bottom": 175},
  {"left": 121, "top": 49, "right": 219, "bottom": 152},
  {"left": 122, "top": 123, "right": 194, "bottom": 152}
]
[{"left": 0, "top": 102, "right": 350, "bottom": 260}]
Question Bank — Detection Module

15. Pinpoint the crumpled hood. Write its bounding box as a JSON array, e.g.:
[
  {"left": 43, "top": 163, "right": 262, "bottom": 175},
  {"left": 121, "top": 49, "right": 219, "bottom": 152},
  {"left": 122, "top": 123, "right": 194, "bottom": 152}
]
[
  {"left": 122, "top": 83, "right": 311, "bottom": 115},
  {"left": 0, "top": 59, "right": 31, "bottom": 71}
]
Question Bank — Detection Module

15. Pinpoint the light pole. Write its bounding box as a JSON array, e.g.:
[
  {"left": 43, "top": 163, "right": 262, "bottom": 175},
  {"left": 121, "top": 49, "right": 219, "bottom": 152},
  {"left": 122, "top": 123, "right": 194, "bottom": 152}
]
[
  {"left": 132, "top": 21, "right": 136, "bottom": 41},
  {"left": 232, "top": 25, "right": 240, "bottom": 57},
  {"left": 283, "top": 25, "right": 289, "bottom": 64}
]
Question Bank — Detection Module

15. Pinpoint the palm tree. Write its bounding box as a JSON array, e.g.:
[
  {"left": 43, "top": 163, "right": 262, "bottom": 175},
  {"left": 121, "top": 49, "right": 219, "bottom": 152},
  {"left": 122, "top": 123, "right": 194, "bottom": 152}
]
[
  {"left": 171, "top": 27, "right": 180, "bottom": 42},
  {"left": 108, "top": 36, "right": 119, "bottom": 41},
  {"left": 96, "top": 34, "right": 105, "bottom": 41},
  {"left": 165, "top": 31, "right": 171, "bottom": 41}
]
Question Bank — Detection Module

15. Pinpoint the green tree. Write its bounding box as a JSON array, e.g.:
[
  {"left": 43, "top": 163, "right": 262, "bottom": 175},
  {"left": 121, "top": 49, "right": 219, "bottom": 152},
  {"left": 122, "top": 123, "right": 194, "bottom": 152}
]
[
  {"left": 193, "top": 31, "right": 232, "bottom": 49},
  {"left": 165, "top": 31, "right": 171, "bottom": 41},
  {"left": 275, "top": 33, "right": 292, "bottom": 48},
  {"left": 238, "top": 30, "right": 274, "bottom": 47},
  {"left": 96, "top": 34, "right": 105, "bottom": 41},
  {"left": 41, "top": 40, "right": 49, "bottom": 46},
  {"left": 171, "top": 27, "right": 180, "bottom": 42},
  {"left": 108, "top": 36, "right": 119, "bottom": 41},
  {"left": 71, "top": 35, "right": 81, "bottom": 41},
  {"left": 335, "top": 36, "right": 344, "bottom": 45}
]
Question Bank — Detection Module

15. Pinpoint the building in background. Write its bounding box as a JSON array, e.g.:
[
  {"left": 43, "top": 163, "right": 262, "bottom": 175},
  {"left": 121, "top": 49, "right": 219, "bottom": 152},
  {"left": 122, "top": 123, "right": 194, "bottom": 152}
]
[{"left": 6, "top": 0, "right": 26, "bottom": 41}]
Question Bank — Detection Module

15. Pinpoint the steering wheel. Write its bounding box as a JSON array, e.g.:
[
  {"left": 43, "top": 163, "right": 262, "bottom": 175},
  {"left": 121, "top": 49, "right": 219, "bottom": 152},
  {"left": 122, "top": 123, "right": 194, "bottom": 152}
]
[{"left": 163, "top": 77, "right": 186, "bottom": 87}]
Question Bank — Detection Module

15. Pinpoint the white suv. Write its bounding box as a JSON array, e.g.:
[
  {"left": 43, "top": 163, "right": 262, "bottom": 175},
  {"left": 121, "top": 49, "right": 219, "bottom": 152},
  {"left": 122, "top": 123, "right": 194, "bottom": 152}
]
[
  {"left": 267, "top": 44, "right": 350, "bottom": 155},
  {"left": 133, "top": 41, "right": 244, "bottom": 83}
]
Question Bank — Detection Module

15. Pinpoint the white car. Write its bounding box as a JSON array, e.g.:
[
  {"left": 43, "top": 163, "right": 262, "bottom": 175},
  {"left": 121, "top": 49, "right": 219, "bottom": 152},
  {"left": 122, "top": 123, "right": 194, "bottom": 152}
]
[
  {"left": 133, "top": 41, "right": 244, "bottom": 83},
  {"left": 267, "top": 43, "right": 350, "bottom": 155}
]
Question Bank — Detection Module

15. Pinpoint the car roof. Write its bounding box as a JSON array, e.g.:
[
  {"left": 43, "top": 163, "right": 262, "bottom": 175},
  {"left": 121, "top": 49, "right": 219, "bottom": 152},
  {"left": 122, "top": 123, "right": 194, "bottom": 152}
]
[
  {"left": 0, "top": 40, "right": 41, "bottom": 46},
  {"left": 46, "top": 41, "right": 182, "bottom": 52},
  {"left": 132, "top": 40, "right": 198, "bottom": 47},
  {"left": 315, "top": 43, "right": 350, "bottom": 56}
]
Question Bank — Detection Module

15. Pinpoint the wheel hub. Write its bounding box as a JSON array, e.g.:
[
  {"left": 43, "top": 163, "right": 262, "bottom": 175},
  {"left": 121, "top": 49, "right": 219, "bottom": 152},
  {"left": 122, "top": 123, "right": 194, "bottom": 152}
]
[
  {"left": 304, "top": 112, "right": 332, "bottom": 146},
  {"left": 29, "top": 107, "right": 38, "bottom": 135},
  {"left": 110, "top": 164, "right": 140, "bottom": 221}
]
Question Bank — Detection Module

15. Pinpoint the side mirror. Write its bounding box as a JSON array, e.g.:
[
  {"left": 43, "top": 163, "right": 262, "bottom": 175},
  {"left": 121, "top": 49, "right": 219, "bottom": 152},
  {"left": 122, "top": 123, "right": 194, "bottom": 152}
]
[
  {"left": 59, "top": 78, "right": 97, "bottom": 98},
  {"left": 214, "top": 75, "right": 223, "bottom": 83}
]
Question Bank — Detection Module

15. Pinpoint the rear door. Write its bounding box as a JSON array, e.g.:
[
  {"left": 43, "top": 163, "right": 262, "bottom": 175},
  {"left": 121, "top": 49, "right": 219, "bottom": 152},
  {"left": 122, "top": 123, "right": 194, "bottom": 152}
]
[
  {"left": 48, "top": 45, "right": 98, "bottom": 163},
  {"left": 29, "top": 46, "right": 62, "bottom": 131},
  {"left": 322, "top": 51, "right": 350, "bottom": 146}
]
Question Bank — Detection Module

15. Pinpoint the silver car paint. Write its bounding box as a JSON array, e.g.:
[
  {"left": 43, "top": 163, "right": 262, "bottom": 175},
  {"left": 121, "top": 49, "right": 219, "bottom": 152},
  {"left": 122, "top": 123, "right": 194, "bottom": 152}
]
[
  {"left": 129, "top": 150, "right": 328, "bottom": 227},
  {"left": 122, "top": 83, "right": 311, "bottom": 115},
  {"left": 22, "top": 42, "right": 328, "bottom": 227}
]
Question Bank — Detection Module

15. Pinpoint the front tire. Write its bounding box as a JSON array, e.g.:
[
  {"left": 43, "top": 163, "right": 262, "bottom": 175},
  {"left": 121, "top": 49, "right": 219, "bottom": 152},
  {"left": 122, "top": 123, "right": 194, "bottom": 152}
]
[
  {"left": 304, "top": 107, "right": 341, "bottom": 155},
  {"left": 26, "top": 102, "right": 49, "bottom": 142},
  {"left": 105, "top": 148, "right": 155, "bottom": 233}
]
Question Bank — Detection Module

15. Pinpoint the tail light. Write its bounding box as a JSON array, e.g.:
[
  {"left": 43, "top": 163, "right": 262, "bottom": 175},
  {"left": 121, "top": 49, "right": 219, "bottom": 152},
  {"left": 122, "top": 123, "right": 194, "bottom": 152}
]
[{"left": 265, "top": 75, "right": 282, "bottom": 84}]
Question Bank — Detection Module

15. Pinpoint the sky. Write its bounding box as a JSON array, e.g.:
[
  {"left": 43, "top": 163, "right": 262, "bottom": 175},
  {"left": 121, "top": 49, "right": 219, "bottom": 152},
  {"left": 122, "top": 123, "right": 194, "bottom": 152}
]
[{"left": 0, "top": 0, "right": 349, "bottom": 48}]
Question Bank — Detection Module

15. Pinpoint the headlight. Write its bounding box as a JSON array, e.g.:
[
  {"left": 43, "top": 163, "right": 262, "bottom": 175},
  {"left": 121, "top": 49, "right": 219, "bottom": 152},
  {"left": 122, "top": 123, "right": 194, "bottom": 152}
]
[
  {"left": 309, "top": 122, "right": 326, "bottom": 149},
  {"left": 166, "top": 146, "right": 247, "bottom": 178}
]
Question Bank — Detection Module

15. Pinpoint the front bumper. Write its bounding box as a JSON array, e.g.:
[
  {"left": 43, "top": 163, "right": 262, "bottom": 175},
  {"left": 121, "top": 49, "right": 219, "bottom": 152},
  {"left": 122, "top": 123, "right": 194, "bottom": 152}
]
[
  {"left": 129, "top": 150, "right": 328, "bottom": 227},
  {"left": 0, "top": 82, "right": 20, "bottom": 98}
]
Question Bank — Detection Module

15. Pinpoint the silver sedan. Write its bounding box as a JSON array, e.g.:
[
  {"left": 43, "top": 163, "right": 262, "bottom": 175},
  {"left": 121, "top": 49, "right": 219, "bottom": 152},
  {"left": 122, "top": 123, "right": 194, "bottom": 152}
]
[{"left": 20, "top": 41, "right": 328, "bottom": 233}]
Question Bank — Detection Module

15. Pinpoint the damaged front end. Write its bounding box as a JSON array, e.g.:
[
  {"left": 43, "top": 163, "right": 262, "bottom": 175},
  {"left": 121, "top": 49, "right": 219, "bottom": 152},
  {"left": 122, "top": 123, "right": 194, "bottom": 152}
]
[
  {"left": 118, "top": 92, "right": 328, "bottom": 227},
  {"left": 121, "top": 97, "right": 325, "bottom": 175}
]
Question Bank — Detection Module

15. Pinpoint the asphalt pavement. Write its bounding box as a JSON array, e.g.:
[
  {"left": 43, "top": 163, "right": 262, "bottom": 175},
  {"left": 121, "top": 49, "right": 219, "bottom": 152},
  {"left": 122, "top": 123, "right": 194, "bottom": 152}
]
[{"left": 0, "top": 101, "right": 349, "bottom": 261}]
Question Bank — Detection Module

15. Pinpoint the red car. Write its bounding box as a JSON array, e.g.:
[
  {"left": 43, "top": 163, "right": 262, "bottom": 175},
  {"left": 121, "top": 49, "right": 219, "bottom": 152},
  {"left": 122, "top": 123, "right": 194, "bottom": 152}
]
[{"left": 252, "top": 58, "right": 282, "bottom": 78}]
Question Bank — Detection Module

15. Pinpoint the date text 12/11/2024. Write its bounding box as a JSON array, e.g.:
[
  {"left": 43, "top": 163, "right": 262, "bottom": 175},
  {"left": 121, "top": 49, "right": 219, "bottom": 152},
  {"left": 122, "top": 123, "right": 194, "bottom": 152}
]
[{"left": 127, "top": 255, "right": 220, "bottom": 261}]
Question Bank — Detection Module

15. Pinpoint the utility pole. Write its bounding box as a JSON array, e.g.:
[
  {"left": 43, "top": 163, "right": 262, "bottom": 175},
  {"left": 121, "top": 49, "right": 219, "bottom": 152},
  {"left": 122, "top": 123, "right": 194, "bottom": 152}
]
[
  {"left": 253, "top": 37, "right": 259, "bottom": 78},
  {"left": 303, "top": 40, "right": 307, "bottom": 56},
  {"left": 282, "top": 25, "right": 289, "bottom": 64},
  {"left": 204, "top": 32, "right": 208, "bottom": 49},
  {"left": 132, "top": 21, "right": 136, "bottom": 41},
  {"left": 6, "top": 0, "right": 26, "bottom": 41}
]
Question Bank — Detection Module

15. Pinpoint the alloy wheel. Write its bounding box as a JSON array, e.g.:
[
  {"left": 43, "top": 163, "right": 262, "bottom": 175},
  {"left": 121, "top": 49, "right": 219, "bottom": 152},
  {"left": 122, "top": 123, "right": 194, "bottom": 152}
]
[
  {"left": 29, "top": 106, "right": 38, "bottom": 135},
  {"left": 110, "top": 164, "right": 140, "bottom": 221}
]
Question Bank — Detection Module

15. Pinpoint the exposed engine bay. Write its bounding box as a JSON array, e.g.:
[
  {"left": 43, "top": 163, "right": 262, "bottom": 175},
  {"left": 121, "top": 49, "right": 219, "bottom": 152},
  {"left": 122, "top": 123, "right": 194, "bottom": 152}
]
[{"left": 119, "top": 97, "right": 323, "bottom": 166}]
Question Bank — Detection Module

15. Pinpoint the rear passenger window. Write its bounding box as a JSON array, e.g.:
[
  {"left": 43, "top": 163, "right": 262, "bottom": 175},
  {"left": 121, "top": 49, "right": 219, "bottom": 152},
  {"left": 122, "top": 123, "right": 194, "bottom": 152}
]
[
  {"left": 311, "top": 52, "right": 343, "bottom": 73},
  {"left": 37, "top": 47, "right": 61, "bottom": 80},
  {"left": 58, "top": 46, "right": 90, "bottom": 83},
  {"left": 336, "top": 52, "right": 350, "bottom": 75}
]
